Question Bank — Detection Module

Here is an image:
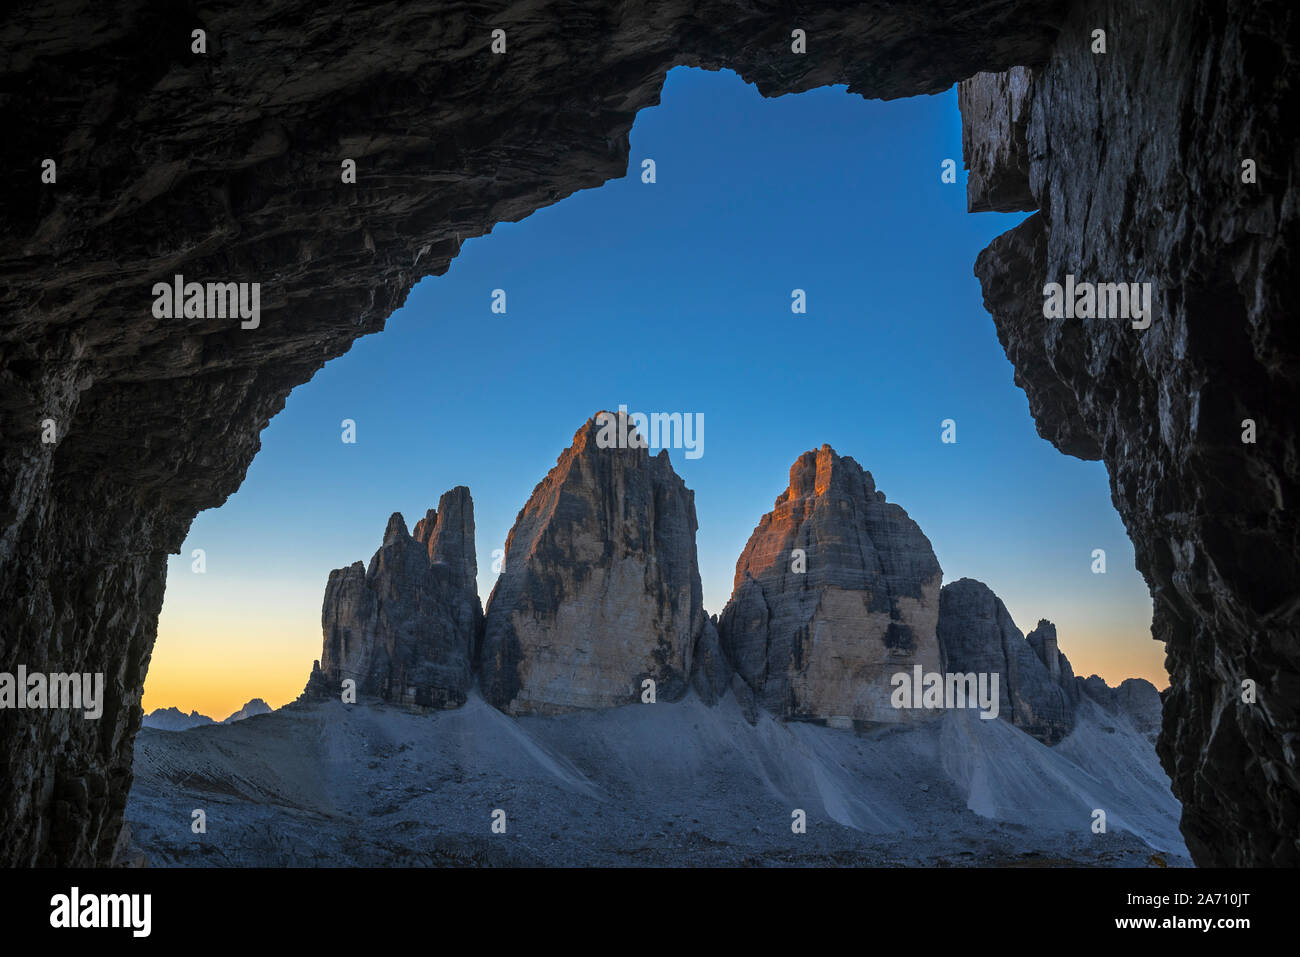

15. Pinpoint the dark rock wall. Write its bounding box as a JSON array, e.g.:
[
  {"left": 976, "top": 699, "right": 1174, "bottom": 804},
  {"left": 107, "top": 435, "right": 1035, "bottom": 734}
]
[
  {"left": 0, "top": 0, "right": 1293, "bottom": 866},
  {"left": 309, "top": 487, "right": 482, "bottom": 708},
  {"left": 964, "top": 0, "right": 1299, "bottom": 864}
]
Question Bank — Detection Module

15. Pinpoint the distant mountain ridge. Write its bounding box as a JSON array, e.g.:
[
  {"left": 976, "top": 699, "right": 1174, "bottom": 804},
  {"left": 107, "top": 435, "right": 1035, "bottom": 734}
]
[
  {"left": 222, "top": 698, "right": 273, "bottom": 724},
  {"left": 143, "top": 698, "right": 272, "bottom": 731}
]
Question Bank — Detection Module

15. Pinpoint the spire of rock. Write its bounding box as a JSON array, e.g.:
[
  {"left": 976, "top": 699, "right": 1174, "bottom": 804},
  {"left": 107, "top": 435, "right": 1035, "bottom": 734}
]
[
  {"left": 1026, "top": 618, "right": 1075, "bottom": 687},
  {"left": 382, "top": 512, "right": 409, "bottom": 545},
  {"left": 427, "top": 486, "right": 478, "bottom": 586},
  {"left": 479, "top": 412, "right": 711, "bottom": 714},
  {"left": 411, "top": 508, "right": 438, "bottom": 544},
  {"left": 308, "top": 488, "right": 483, "bottom": 709},
  {"left": 717, "top": 444, "right": 944, "bottom": 726}
]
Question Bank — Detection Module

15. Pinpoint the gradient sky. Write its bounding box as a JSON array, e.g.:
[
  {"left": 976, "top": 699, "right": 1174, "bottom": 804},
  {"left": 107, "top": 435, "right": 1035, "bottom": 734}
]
[{"left": 145, "top": 66, "right": 1167, "bottom": 719}]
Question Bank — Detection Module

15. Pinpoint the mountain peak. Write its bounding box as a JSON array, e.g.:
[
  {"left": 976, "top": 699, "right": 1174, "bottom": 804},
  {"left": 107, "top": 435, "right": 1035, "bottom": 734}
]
[
  {"left": 480, "top": 414, "right": 706, "bottom": 714},
  {"left": 719, "top": 445, "right": 941, "bottom": 726}
]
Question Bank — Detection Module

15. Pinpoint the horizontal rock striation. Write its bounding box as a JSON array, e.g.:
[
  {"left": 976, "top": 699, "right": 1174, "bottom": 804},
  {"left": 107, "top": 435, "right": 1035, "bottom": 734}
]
[
  {"left": 479, "top": 413, "right": 707, "bottom": 714},
  {"left": 718, "top": 445, "right": 943, "bottom": 726},
  {"left": 307, "top": 486, "right": 482, "bottom": 709},
  {"left": 962, "top": 0, "right": 1300, "bottom": 864}
]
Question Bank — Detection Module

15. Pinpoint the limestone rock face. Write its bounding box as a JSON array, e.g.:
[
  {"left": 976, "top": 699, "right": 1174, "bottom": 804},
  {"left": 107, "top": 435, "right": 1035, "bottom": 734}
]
[
  {"left": 1025, "top": 619, "right": 1080, "bottom": 703},
  {"left": 690, "top": 617, "right": 733, "bottom": 707},
  {"left": 310, "top": 487, "right": 482, "bottom": 709},
  {"left": 479, "top": 414, "right": 706, "bottom": 714},
  {"left": 937, "top": 579, "right": 1075, "bottom": 744},
  {"left": 964, "top": 1, "right": 1300, "bottom": 865},
  {"left": 938, "top": 583, "right": 1166, "bottom": 746},
  {"left": 717, "top": 446, "right": 943, "bottom": 726}
]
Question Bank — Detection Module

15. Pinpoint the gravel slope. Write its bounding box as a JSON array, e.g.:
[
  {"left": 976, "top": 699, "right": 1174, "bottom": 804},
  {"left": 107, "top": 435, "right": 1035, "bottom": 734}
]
[{"left": 126, "top": 691, "right": 1190, "bottom": 867}]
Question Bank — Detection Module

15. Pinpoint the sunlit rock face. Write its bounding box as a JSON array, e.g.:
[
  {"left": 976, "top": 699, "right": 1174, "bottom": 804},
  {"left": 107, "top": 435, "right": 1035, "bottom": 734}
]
[
  {"left": 479, "top": 414, "right": 707, "bottom": 715},
  {"left": 309, "top": 487, "right": 482, "bottom": 709},
  {"left": 963, "top": 0, "right": 1300, "bottom": 865},
  {"left": 718, "top": 446, "right": 943, "bottom": 727}
]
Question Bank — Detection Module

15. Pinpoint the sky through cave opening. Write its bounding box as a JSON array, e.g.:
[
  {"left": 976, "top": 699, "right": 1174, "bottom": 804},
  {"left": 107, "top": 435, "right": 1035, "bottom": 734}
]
[{"left": 142, "top": 66, "right": 1161, "bottom": 720}]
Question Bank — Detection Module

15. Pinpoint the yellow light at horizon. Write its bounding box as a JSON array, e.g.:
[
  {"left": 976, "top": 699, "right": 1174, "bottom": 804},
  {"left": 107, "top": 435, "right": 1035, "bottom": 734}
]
[{"left": 145, "top": 575, "right": 321, "bottom": 719}]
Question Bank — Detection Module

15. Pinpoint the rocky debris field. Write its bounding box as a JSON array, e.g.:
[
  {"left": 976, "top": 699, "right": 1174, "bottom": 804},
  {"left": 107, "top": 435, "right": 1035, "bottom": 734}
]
[{"left": 126, "top": 691, "right": 1188, "bottom": 867}]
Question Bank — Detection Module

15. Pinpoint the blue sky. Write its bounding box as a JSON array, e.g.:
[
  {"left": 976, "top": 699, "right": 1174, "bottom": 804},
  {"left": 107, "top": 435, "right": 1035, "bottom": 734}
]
[{"left": 148, "top": 66, "right": 1164, "bottom": 717}]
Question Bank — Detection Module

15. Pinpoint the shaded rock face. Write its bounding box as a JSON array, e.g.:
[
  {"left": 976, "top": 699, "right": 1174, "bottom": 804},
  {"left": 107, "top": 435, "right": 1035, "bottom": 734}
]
[
  {"left": 937, "top": 580, "right": 1075, "bottom": 744},
  {"left": 480, "top": 414, "right": 706, "bottom": 714},
  {"left": 1025, "top": 619, "right": 1079, "bottom": 694},
  {"left": 962, "top": 0, "right": 1300, "bottom": 864},
  {"left": 938, "top": 581, "right": 1163, "bottom": 746},
  {"left": 958, "top": 66, "right": 1036, "bottom": 213},
  {"left": 718, "top": 446, "right": 943, "bottom": 726},
  {"left": 690, "top": 617, "right": 733, "bottom": 708},
  {"left": 309, "top": 487, "right": 482, "bottom": 709}
]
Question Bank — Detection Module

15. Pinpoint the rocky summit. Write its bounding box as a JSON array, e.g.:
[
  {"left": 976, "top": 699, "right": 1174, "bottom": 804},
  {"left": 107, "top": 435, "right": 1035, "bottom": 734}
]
[
  {"left": 937, "top": 578, "right": 1161, "bottom": 745},
  {"left": 140, "top": 708, "right": 215, "bottom": 732},
  {"left": 937, "top": 578, "right": 1078, "bottom": 744},
  {"left": 479, "top": 412, "right": 708, "bottom": 714},
  {"left": 717, "top": 445, "right": 943, "bottom": 727},
  {"left": 307, "top": 486, "right": 482, "bottom": 709}
]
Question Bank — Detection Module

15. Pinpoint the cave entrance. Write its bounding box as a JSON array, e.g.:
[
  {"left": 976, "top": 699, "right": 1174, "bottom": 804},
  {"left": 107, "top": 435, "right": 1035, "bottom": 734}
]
[{"left": 144, "top": 65, "right": 1160, "bottom": 747}]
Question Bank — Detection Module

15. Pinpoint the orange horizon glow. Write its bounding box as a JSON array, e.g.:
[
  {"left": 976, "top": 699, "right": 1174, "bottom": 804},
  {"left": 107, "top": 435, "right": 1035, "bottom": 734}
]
[{"left": 147, "top": 577, "right": 1170, "bottom": 720}]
